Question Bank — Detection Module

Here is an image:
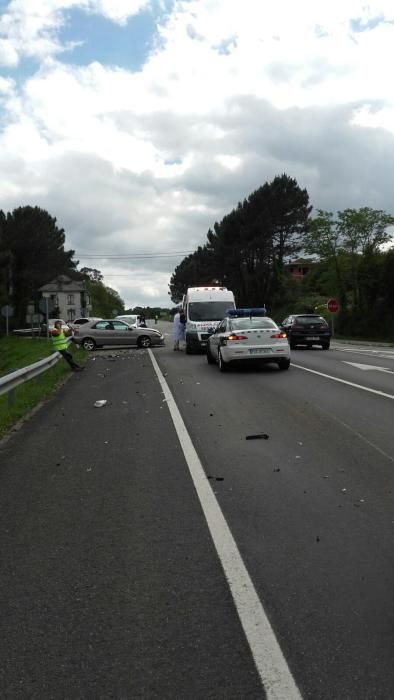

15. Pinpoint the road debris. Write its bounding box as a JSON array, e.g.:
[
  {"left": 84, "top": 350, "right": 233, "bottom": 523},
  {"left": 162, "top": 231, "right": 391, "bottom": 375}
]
[
  {"left": 245, "top": 433, "right": 269, "bottom": 440},
  {"left": 94, "top": 400, "right": 107, "bottom": 407}
]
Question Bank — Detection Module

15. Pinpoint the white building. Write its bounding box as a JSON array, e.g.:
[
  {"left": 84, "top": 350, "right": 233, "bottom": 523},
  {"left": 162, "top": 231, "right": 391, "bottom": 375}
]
[{"left": 38, "top": 274, "right": 91, "bottom": 321}]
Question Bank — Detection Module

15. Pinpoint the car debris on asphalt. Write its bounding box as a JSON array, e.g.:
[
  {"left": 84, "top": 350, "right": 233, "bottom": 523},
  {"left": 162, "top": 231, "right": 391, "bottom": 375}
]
[{"left": 245, "top": 433, "right": 269, "bottom": 440}]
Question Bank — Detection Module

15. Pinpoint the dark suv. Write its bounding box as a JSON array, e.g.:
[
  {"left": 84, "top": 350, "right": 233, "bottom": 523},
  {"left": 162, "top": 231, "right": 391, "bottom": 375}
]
[{"left": 280, "top": 314, "right": 331, "bottom": 349}]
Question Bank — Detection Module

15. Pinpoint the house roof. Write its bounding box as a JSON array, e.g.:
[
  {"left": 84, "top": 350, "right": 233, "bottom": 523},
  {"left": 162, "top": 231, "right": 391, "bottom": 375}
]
[{"left": 39, "top": 274, "right": 85, "bottom": 293}]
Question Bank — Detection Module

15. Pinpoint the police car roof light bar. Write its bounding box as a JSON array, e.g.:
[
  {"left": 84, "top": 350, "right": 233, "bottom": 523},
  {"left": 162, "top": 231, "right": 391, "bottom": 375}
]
[{"left": 227, "top": 307, "right": 267, "bottom": 317}]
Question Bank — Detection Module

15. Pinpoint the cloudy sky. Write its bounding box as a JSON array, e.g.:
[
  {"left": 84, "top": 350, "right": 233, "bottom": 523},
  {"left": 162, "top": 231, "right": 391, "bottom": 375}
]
[{"left": 1, "top": 0, "right": 394, "bottom": 309}]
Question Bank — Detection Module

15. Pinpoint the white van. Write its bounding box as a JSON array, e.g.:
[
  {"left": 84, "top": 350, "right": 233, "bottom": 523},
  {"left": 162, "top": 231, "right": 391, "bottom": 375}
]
[{"left": 183, "top": 286, "right": 236, "bottom": 353}]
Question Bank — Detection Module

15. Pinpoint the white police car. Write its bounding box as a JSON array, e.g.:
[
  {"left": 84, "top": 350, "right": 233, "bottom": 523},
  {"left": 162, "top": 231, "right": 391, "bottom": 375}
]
[{"left": 206, "top": 308, "right": 290, "bottom": 372}]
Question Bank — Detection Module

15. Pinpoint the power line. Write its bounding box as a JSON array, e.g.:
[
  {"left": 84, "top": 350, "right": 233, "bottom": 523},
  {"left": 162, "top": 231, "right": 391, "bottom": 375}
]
[{"left": 76, "top": 250, "right": 194, "bottom": 259}]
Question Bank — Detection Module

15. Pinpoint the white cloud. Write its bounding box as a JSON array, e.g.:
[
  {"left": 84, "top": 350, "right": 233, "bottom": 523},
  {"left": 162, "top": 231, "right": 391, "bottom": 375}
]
[
  {"left": 0, "top": 0, "right": 150, "bottom": 65},
  {"left": 1, "top": 0, "right": 394, "bottom": 306}
]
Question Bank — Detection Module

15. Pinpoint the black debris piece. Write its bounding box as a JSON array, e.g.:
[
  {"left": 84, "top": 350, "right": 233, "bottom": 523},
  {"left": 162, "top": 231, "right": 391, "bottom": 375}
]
[
  {"left": 246, "top": 433, "right": 269, "bottom": 440},
  {"left": 273, "top": 468, "right": 280, "bottom": 472},
  {"left": 316, "top": 536, "right": 320, "bottom": 543}
]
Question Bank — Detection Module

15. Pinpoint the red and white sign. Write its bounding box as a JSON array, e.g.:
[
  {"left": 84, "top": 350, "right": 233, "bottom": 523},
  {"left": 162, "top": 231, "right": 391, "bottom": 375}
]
[{"left": 327, "top": 298, "right": 339, "bottom": 313}]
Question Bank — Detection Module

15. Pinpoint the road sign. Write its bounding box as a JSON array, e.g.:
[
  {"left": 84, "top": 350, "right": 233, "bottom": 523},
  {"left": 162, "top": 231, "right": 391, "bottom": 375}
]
[
  {"left": 327, "top": 298, "right": 339, "bottom": 313},
  {"left": 1, "top": 305, "right": 14, "bottom": 337},
  {"left": 38, "top": 298, "right": 55, "bottom": 314},
  {"left": 1, "top": 305, "right": 14, "bottom": 317}
]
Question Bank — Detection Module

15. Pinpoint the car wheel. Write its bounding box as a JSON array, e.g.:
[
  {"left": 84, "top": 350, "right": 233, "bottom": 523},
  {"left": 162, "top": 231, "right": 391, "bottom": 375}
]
[
  {"left": 218, "top": 349, "right": 228, "bottom": 372},
  {"left": 207, "top": 346, "right": 216, "bottom": 364},
  {"left": 278, "top": 359, "right": 290, "bottom": 370},
  {"left": 137, "top": 335, "right": 152, "bottom": 348},
  {"left": 186, "top": 344, "right": 193, "bottom": 354},
  {"left": 322, "top": 343, "right": 330, "bottom": 350},
  {"left": 82, "top": 337, "right": 96, "bottom": 351},
  {"left": 289, "top": 342, "right": 297, "bottom": 350}
]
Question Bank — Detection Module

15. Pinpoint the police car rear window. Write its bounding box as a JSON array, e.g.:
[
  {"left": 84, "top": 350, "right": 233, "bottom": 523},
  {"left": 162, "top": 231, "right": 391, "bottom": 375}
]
[{"left": 230, "top": 318, "right": 277, "bottom": 330}]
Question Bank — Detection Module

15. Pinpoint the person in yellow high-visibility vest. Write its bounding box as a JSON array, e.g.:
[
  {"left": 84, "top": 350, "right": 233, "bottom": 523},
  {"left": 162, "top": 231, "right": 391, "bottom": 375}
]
[{"left": 51, "top": 320, "right": 83, "bottom": 371}]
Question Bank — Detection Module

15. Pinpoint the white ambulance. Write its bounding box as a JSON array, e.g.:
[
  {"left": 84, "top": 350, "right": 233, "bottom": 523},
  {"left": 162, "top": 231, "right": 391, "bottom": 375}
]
[{"left": 183, "top": 286, "right": 236, "bottom": 353}]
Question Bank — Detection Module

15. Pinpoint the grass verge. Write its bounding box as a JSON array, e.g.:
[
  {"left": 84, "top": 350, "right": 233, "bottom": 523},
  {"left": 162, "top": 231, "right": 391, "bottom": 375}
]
[{"left": 0, "top": 336, "right": 86, "bottom": 438}]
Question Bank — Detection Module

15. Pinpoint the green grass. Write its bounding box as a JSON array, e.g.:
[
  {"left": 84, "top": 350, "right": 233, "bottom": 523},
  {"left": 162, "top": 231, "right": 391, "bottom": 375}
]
[{"left": 0, "top": 336, "right": 86, "bottom": 437}]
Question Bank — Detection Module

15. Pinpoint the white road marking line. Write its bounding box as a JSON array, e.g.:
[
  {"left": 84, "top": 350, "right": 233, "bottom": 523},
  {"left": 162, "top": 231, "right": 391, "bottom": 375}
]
[
  {"left": 343, "top": 361, "right": 394, "bottom": 374},
  {"left": 333, "top": 346, "right": 394, "bottom": 359},
  {"left": 291, "top": 364, "right": 394, "bottom": 400},
  {"left": 148, "top": 349, "right": 302, "bottom": 700},
  {"left": 315, "top": 406, "right": 394, "bottom": 464}
]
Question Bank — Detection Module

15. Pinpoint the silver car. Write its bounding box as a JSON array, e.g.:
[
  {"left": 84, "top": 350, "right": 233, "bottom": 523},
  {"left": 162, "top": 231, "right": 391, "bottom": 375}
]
[{"left": 73, "top": 319, "right": 164, "bottom": 350}]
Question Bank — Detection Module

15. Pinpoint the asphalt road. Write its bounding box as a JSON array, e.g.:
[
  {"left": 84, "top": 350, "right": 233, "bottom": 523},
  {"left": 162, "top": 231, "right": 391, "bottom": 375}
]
[{"left": 0, "top": 322, "right": 393, "bottom": 699}]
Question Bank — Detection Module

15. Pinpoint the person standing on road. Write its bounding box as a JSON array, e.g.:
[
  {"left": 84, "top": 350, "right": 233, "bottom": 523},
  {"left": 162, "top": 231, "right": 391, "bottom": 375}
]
[
  {"left": 51, "top": 320, "right": 83, "bottom": 371},
  {"left": 173, "top": 308, "right": 186, "bottom": 351}
]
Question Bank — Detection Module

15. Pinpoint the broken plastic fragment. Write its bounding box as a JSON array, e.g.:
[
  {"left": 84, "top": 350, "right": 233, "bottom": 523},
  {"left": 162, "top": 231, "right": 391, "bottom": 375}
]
[
  {"left": 245, "top": 434, "right": 269, "bottom": 440},
  {"left": 94, "top": 400, "right": 107, "bottom": 407}
]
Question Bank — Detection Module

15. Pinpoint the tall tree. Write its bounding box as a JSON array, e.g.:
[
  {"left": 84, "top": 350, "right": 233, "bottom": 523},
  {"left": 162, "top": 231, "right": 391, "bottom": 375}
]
[
  {"left": 83, "top": 276, "right": 125, "bottom": 317},
  {"left": 2, "top": 206, "right": 77, "bottom": 325},
  {"left": 169, "top": 245, "right": 217, "bottom": 303},
  {"left": 200, "top": 174, "right": 311, "bottom": 306},
  {"left": 0, "top": 209, "right": 9, "bottom": 307},
  {"left": 305, "top": 208, "right": 394, "bottom": 313},
  {"left": 304, "top": 210, "right": 348, "bottom": 308},
  {"left": 80, "top": 267, "right": 104, "bottom": 282},
  {"left": 337, "top": 208, "right": 394, "bottom": 310}
]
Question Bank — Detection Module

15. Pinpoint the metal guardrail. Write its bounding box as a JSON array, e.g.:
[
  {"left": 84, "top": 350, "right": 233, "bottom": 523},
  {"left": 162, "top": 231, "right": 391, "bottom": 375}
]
[
  {"left": 0, "top": 352, "right": 60, "bottom": 405},
  {"left": 0, "top": 339, "right": 72, "bottom": 406}
]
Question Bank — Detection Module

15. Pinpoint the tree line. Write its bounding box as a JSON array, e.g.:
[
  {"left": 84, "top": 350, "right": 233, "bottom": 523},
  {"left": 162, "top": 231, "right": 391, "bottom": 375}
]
[
  {"left": 169, "top": 174, "right": 394, "bottom": 338},
  {"left": 0, "top": 206, "right": 125, "bottom": 328}
]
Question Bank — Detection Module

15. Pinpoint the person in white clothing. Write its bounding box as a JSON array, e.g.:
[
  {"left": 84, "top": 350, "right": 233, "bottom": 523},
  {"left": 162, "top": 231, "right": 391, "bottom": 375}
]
[{"left": 173, "top": 309, "right": 186, "bottom": 350}]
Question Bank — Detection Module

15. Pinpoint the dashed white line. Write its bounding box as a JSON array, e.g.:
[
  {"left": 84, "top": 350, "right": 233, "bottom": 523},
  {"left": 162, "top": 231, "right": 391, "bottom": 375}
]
[{"left": 148, "top": 349, "right": 302, "bottom": 700}]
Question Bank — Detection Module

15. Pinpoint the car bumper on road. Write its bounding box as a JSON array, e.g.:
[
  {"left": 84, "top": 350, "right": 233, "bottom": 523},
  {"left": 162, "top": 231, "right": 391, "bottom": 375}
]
[
  {"left": 186, "top": 331, "right": 213, "bottom": 351},
  {"left": 290, "top": 334, "right": 331, "bottom": 345},
  {"left": 221, "top": 343, "right": 290, "bottom": 363}
]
